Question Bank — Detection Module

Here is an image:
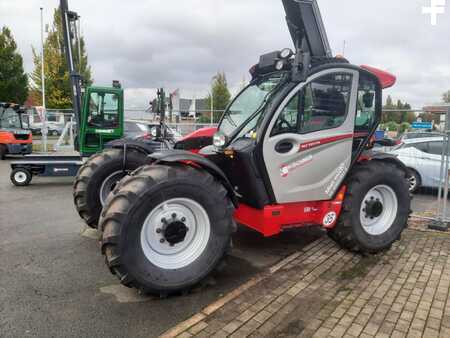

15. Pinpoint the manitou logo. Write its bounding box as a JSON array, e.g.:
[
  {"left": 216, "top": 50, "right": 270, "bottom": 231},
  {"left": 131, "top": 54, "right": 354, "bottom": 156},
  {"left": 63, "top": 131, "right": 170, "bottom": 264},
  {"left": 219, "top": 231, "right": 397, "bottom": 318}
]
[{"left": 422, "top": 0, "right": 446, "bottom": 25}]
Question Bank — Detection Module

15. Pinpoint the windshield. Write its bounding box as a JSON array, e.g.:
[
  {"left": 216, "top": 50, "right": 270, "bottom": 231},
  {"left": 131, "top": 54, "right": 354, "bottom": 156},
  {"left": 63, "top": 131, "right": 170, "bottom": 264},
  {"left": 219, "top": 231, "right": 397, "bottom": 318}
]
[
  {"left": 0, "top": 108, "right": 22, "bottom": 129},
  {"left": 219, "top": 73, "right": 287, "bottom": 138}
]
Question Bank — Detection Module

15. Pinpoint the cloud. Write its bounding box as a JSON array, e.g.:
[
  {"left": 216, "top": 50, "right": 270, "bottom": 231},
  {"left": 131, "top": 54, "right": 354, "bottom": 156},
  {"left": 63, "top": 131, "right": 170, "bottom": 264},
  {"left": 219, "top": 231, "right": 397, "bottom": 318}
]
[{"left": 1, "top": 0, "right": 449, "bottom": 108}]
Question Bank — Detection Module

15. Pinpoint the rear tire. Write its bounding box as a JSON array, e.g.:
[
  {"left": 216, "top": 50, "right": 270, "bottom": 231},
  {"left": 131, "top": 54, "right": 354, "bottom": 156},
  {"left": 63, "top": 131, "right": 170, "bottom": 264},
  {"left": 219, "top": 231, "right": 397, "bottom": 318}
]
[
  {"left": 11, "top": 168, "right": 32, "bottom": 186},
  {"left": 328, "top": 161, "right": 410, "bottom": 253},
  {"left": 100, "top": 164, "right": 235, "bottom": 295},
  {"left": 73, "top": 148, "right": 149, "bottom": 228}
]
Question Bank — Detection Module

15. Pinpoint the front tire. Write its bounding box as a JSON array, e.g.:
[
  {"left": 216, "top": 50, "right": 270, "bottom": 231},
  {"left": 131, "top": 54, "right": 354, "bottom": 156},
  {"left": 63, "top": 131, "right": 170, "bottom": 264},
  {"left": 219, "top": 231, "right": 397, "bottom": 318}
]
[
  {"left": 100, "top": 164, "right": 234, "bottom": 295},
  {"left": 328, "top": 161, "right": 410, "bottom": 253},
  {"left": 73, "top": 148, "right": 149, "bottom": 228}
]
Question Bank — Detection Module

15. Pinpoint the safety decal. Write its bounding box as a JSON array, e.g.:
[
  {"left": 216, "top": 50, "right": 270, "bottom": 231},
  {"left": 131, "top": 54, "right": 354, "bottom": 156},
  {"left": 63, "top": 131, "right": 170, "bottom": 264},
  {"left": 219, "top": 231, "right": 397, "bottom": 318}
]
[
  {"left": 323, "top": 212, "right": 337, "bottom": 227},
  {"left": 299, "top": 134, "right": 353, "bottom": 152},
  {"left": 280, "top": 155, "right": 313, "bottom": 178}
]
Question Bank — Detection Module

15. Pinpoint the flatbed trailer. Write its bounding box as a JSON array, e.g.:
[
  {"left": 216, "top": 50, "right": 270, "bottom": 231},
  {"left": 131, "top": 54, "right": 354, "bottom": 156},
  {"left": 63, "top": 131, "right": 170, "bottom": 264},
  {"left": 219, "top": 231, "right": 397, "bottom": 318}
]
[{"left": 10, "top": 154, "right": 84, "bottom": 186}]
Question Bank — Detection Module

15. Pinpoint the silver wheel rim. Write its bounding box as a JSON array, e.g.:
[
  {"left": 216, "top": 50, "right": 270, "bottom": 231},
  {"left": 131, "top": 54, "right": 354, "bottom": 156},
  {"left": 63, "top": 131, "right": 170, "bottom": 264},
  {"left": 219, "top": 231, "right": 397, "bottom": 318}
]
[
  {"left": 360, "top": 185, "right": 398, "bottom": 236},
  {"left": 14, "top": 171, "right": 27, "bottom": 184},
  {"left": 140, "top": 198, "right": 211, "bottom": 270},
  {"left": 408, "top": 175, "right": 417, "bottom": 192},
  {"left": 99, "top": 171, "right": 126, "bottom": 206}
]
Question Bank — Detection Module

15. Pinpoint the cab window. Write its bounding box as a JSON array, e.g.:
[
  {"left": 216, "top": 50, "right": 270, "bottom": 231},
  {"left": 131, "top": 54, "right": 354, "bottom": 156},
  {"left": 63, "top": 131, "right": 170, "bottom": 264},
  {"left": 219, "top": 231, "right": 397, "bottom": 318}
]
[
  {"left": 355, "top": 74, "right": 378, "bottom": 132},
  {"left": 272, "top": 73, "right": 353, "bottom": 136},
  {"left": 88, "top": 92, "right": 119, "bottom": 128}
]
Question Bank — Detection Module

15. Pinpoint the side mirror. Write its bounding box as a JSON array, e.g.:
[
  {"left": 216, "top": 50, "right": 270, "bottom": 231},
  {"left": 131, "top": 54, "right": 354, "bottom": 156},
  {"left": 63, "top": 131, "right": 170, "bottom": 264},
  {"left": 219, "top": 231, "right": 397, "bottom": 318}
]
[
  {"left": 363, "top": 92, "right": 375, "bottom": 108},
  {"left": 151, "top": 126, "right": 162, "bottom": 138}
]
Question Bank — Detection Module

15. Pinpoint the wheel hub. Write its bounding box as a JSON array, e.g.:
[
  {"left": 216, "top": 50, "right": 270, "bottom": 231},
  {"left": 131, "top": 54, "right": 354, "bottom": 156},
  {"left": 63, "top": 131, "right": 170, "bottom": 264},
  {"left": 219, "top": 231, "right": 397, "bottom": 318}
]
[
  {"left": 15, "top": 172, "right": 27, "bottom": 183},
  {"left": 364, "top": 199, "right": 383, "bottom": 218},
  {"left": 99, "top": 171, "right": 127, "bottom": 206},
  {"left": 162, "top": 220, "right": 189, "bottom": 246},
  {"left": 360, "top": 185, "right": 398, "bottom": 236},
  {"left": 140, "top": 198, "right": 211, "bottom": 270}
]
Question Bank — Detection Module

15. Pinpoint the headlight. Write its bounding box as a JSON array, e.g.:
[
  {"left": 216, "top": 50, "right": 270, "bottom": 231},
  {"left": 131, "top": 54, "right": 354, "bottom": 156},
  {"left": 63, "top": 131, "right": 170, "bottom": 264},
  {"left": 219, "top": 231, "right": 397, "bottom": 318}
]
[
  {"left": 213, "top": 131, "right": 227, "bottom": 148},
  {"left": 275, "top": 60, "right": 284, "bottom": 71},
  {"left": 279, "top": 48, "right": 293, "bottom": 59}
]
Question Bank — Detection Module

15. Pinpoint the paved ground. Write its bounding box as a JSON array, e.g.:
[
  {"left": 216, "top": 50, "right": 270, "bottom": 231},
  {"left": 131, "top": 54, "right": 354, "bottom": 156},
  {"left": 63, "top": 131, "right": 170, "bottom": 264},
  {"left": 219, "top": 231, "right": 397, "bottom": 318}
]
[
  {"left": 0, "top": 156, "right": 448, "bottom": 337},
  {"left": 0, "top": 159, "right": 320, "bottom": 338},
  {"left": 165, "top": 229, "right": 450, "bottom": 338}
]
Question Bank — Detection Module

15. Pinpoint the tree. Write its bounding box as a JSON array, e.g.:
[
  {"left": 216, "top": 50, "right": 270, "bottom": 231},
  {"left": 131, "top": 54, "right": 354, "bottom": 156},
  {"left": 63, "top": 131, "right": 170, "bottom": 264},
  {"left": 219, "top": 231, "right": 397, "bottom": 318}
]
[
  {"left": 30, "top": 7, "right": 91, "bottom": 108},
  {"left": 206, "top": 72, "right": 231, "bottom": 123},
  {"left": 382, "top": 96, "right": 413, "bottom": 124},
  {"left": 0, "top": 27, "right": 28, "bottom": 103},
  {"left": 443, "top": 90, "right": 450, "bottom": 103}
]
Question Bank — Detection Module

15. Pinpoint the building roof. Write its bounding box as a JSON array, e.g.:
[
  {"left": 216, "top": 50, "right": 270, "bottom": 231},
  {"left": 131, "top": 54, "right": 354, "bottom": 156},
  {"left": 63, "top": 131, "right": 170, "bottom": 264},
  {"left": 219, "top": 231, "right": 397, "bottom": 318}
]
[{"left": 423, "top": 104, "right": 450, "bottom": 114}]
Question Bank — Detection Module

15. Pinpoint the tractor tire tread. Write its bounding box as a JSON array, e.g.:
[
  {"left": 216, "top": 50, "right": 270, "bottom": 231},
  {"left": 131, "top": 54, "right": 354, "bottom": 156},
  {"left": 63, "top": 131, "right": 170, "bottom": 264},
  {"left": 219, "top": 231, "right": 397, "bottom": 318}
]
[{"left": 100, "top": 164, "right": 235, "bottom": 296}]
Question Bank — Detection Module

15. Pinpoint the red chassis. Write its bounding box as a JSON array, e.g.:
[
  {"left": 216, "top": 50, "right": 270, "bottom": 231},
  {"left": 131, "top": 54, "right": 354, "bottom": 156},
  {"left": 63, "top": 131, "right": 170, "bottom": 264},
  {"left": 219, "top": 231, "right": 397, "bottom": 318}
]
[{"left": 234, "top": 186, "right": 347, "bottom": 237}]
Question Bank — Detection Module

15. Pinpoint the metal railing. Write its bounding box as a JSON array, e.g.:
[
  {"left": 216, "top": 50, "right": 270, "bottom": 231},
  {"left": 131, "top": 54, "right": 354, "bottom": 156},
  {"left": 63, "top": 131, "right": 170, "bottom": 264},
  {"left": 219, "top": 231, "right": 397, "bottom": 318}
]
[{"left": 22, "top": 108, "right": 222, "bottom": 153}]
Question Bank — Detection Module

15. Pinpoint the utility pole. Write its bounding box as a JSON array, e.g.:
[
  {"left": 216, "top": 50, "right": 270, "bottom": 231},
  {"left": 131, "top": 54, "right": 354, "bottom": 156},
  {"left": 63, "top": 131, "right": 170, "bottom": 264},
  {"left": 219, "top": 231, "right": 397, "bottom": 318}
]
[
  {"left": 40, "top": 7, "right": 48, "bottom": 152},
  {"left": 210, "top": 91, "right": 214, "bottom": 125}
]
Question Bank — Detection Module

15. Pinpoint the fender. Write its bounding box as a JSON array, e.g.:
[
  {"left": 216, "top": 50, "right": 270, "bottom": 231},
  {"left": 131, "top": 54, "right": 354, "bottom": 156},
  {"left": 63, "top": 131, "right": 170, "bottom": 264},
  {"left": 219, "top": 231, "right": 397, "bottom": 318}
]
[
  {"left": 106, "top": 138, "right": 166, "bottom": 155},
  {"left": 149, "top": 150, "right": 238, "bottom": 207},
  {"left": 359, "top": 150, "right": 408, "bottom": 176}
]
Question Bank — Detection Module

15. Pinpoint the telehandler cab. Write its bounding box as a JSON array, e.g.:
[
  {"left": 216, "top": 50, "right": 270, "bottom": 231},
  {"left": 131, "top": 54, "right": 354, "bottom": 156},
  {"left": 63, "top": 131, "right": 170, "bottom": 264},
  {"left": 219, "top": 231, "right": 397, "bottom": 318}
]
[{"left": 99, "top": 0, "right": 410, "bottom": 295}]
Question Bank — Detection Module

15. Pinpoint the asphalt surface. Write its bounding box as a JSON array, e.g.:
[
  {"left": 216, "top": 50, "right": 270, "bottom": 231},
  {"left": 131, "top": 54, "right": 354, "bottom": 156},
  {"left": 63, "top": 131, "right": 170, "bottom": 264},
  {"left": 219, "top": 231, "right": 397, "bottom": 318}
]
[{"left": 0, "top": 159, "right": 322, "bottom": 338}]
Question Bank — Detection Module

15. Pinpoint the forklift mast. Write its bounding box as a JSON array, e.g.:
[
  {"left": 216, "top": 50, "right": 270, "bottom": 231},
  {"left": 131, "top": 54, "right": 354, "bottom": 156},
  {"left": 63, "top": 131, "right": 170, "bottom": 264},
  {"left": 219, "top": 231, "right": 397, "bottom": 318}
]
[{"left": 60, "top": 0, "right": 82, "bottom": 138}]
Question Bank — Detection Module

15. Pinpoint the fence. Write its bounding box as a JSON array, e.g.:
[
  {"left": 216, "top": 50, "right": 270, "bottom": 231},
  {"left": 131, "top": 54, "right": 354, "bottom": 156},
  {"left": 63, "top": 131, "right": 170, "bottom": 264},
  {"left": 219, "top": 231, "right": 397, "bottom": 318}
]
[
  {"left": 23, "top": 108, "right": 222, "bottom": 152},
  {"left": 382, "top": 106, "right": 450, "bottom": 230}
]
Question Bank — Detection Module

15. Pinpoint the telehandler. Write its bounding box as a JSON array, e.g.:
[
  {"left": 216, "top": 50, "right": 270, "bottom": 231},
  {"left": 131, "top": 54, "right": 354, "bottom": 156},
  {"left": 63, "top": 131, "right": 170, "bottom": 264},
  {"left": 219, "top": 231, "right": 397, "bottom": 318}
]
[{"left": 97, "top": 0, "right": 410, "bottom": 295}]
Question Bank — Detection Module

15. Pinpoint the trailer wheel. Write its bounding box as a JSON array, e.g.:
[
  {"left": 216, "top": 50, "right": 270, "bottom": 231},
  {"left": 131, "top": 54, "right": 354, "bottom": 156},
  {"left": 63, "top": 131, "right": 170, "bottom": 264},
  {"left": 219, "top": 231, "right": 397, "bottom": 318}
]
[
  {"left": 328, "top": 161, "right": 410, "bottom": 253},
  {"left": 11, "top": 168, "right": 32, "bottom": 186},
  {"left": 0, "top": 144, "right": 6, "bottom": 160},
  {"left": 73, "top": 148, "right": 149, "bottom": 228},
  {"left": 100, "top": 164, "right": 234, "bottom": 295}
]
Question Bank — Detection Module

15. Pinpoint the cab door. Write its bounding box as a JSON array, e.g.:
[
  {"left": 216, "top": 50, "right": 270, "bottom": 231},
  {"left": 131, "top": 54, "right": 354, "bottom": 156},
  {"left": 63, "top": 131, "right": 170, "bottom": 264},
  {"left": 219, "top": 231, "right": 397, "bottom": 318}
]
[
  {"left": 80, "top": 87, "right": 124, "bottom": 156},
  {"left": 262, "top": 68, "right": 359, "bottom": 203}
]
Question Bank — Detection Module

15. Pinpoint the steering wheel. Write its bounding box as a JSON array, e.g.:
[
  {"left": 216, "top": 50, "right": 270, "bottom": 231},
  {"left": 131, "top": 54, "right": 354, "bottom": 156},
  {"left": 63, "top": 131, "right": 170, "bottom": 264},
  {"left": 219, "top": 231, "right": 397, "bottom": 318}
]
[{"left": 276, "top": 116, "right": 294, "bottom": 132}]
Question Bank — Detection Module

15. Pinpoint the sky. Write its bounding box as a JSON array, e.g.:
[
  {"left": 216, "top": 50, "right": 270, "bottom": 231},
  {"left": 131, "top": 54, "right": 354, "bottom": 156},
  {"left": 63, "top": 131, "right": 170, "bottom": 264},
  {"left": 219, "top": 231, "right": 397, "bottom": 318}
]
[{"left": 1, "top": 0, "right": 449, "bottom": 109}]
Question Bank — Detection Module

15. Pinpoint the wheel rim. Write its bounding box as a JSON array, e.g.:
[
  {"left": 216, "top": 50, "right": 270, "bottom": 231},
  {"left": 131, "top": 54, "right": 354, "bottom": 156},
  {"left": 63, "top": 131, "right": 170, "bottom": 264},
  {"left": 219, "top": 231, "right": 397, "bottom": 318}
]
[
  {"left": 360, "top": 185, "right": 398, "bottom": 236},
  {"left": 140, "top": 198, "right": 211, "bottom": 270},
  {"left": 99, "top": 171, "right": 126, "bottom": 206},
  {"left": 407, "top": 175, "right": 417, "bottom": 192},
  {"left": 14, "top": 171, "right": 27, "bottom": 184}
]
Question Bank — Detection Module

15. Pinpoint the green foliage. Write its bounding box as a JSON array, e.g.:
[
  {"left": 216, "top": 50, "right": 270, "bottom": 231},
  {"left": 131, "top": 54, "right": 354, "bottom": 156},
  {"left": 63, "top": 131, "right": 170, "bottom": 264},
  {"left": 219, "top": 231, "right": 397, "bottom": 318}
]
[
  {"left": 206, "top": 72, "right": 231, "bottom": 123},
  {"left": 399, "top": 122, "right": 410, "bottom": 134},
  {"left": 0, "top": 27, "right": 28, "bottom": 103},
  {"left": 197, "top": 114, "right": 212, "bottom": 124},
  {"left": 30, "top": 7, "right": 92, "bottom": 108},
  {"left": 443, "top": 90, "right": 450, "bottom": 103},
  {"left": 385, "top": 121, "right": 399, "bottom": 132},
  {"left": 382, "top": 95, "right": 414, "bottom": 124}
]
